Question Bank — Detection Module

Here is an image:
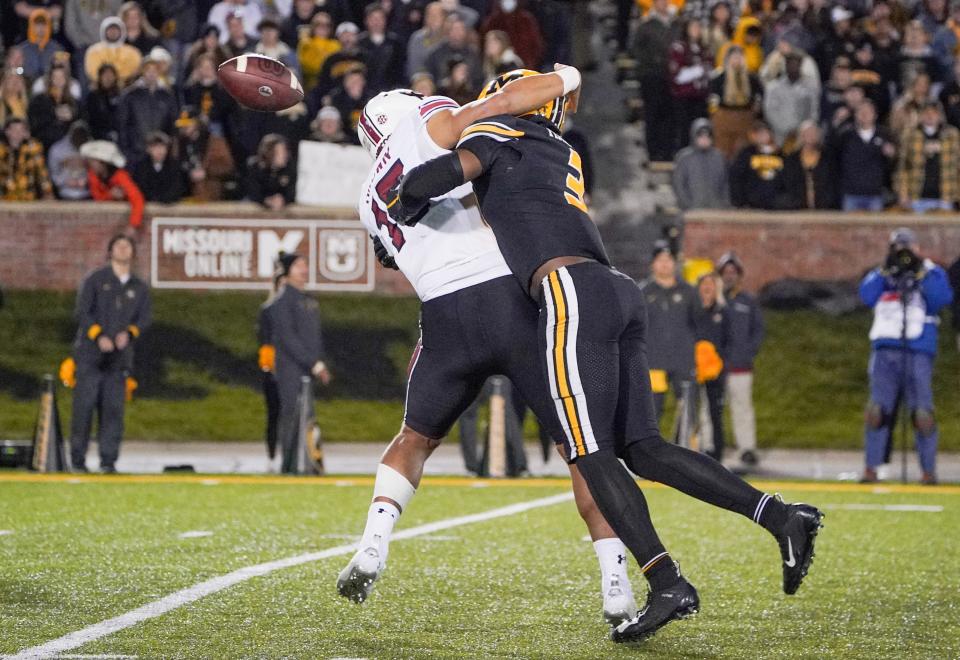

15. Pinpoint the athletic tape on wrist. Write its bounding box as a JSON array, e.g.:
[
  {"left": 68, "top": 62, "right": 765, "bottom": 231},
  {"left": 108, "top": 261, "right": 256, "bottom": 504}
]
[
  {"left": 373, "top": 463, "right": 416, "bottom": 512},
  {"left": 555, "top": 67, "right": 581, "bottom": 96}
]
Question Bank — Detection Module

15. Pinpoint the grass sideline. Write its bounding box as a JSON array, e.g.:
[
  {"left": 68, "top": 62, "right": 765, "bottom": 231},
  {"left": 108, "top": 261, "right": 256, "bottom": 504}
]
[
  {"left": 0, "top": 478, "right": 957, "bottom": 658},
  {"left": 0, "top": 290, "right": 956, "bottom": 448}
]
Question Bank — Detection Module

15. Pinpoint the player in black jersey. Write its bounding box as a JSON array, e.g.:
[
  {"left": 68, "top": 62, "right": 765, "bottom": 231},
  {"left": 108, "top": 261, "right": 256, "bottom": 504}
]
[{"left": 389, "top": 70, "right": 825, "bottom": 644}]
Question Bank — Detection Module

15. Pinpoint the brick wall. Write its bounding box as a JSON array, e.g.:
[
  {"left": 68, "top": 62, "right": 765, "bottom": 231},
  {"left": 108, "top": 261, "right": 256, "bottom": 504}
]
[
  {"left": 683, "top": 210, "right": 960, "bottom": 292},
  {"left": 2, "top": 202, "right": 958, "bottom": 293}
]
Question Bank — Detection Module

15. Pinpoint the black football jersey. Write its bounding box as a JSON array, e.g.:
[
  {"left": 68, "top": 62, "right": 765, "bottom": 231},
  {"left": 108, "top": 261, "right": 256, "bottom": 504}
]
[{"left": 456, "top": 114, "right": 610, "bottom": 293}]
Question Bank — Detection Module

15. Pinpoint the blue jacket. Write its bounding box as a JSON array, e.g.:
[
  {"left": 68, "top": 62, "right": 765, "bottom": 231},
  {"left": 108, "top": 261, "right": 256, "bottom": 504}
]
[{"left": 859, "top": 261, "right": 954, "bottom": 355}]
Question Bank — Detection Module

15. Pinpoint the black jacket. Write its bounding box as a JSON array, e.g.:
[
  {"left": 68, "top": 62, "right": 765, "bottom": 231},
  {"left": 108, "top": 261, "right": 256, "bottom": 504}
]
[
  {"left": 83, "top": 87, "right": 121, "bottom": 143},
  {"left": 729, "top": 145, "right": 791, "bottom": 209},
  {"left": 73, "top": 265, "right": 152, "bottom": 369},
  {"left": 781, "top": 149, "right": 839, "bottom": 209},
  {"left": 831, "top": 125, "right": 894, "bottom": 197},
  {"left": 116, "top": 82, "right": 179, "bottom": 161},
  {"left": 694, "top": 301, "right": 729, "bottom": 358},
  {"left": 245, "top": 158, "right": 297, "bottom": 206},
  {"left": 272, "top": 286, "right": 325, "bottom": 375},
  {"left": 723, "top": 290, "right": 764, "bottom": 370},
  {"left": 131, "top": 156, "right": 186, "bottom": 204},
  {"left": 640, "top": 278, "right": 698, "bottom": 374}
]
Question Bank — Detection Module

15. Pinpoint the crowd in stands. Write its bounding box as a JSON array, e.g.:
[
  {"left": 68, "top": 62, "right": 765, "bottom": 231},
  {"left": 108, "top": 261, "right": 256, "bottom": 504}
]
[
  {"left": 0, "top": 0, "right": 572, "bottom": 218},
  {"left": 619, "top": 0, "right": 960, "bottom": 212}
]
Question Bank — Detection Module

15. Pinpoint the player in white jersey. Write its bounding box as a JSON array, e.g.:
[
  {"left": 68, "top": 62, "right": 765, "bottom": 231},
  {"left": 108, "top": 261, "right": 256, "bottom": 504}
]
[{"left": 338, "top": 69, "right": 638, "bottom": 626}]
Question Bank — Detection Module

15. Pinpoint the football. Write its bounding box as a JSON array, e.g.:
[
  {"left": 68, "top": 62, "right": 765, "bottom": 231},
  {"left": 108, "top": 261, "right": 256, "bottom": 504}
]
[{"left": 217, "top": 54, "right": 304, "bottom": 112}]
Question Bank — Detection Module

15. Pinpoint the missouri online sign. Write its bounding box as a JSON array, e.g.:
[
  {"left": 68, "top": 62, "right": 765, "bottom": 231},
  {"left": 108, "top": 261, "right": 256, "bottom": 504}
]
[{"left": 151, "top": 218, "right": 374, "bottom": 291}]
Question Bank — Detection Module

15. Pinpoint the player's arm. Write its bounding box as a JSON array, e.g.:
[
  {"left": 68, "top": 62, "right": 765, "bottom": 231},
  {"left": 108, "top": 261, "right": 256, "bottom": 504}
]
[
  {"left": 426, "top": 65, "right": 581, "bottom": 149},
  {"left": 386, "top": 149, "right": 483, "bottom": 226}
]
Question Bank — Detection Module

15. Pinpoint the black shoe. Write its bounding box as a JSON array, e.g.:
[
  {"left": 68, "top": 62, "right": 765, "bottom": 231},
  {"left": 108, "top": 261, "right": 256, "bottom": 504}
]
[
  {"left": 611, "top": 575, "right": 699, "bottom": 644},
  {"left": 100, "top": 465, "right": 117, "bottom": 474},
  {"left": 777, "top": 503, "right": 824, "bottom": 595},
  {"left": 740, "top": 450, "right": 758, "bottom": 467},
  {"left": 72, "top": 464, "right": 89, "bottom": 474}
]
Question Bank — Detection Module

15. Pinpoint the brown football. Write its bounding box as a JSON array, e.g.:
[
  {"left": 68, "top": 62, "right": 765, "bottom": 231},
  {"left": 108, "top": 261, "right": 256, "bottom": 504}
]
[{"left": 218, "top": 54, "right": 304, "bottom": 112}]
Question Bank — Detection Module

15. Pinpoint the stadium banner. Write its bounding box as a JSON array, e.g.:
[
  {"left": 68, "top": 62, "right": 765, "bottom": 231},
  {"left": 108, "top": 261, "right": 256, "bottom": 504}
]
[
  {"left": 295, "top": 141, "right": 370, "bottom": 207},
  {"left": 151, "top": 217, "right": 374, "bottom": 291}
]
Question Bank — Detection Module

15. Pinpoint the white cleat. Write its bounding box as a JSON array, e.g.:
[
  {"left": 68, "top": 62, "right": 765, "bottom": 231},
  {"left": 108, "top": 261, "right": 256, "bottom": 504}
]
[
  {"left": 603, "top": 578, "right": 637, "bottom": 626},
  {"left": 337, "top": 546, "right": 383, "bottom": 603}
]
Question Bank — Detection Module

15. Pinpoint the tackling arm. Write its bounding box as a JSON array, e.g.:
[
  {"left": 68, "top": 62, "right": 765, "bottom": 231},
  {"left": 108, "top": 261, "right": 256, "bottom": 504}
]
[
  {"left": 386, "top": 149, "right": 483, "bottom": 226},
  {"left": 426, "top": 65, "right": 581, "bottom": 149}
]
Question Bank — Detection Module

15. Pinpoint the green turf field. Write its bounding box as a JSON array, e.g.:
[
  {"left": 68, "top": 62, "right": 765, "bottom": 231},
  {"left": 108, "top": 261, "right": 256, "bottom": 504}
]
[{"left": 1, "top": 475, "right": 957, "bottom": 659}]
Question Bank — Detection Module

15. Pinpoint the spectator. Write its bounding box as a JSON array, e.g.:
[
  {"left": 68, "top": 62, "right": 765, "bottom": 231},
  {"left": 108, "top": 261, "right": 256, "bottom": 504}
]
[
  {"left": 890, "top": 72, "right": 932, "bottom": 141},
  {"left": 297, "top": 12, "right": 339, "bottom": 91},
  {"left": 729, "top": 121, "right": 790, "bottom": 209},
  {"left": 27, "top": 62, "right": 78, "bottom": 150},
  {"left": 632, "top": 0, "right": 674, "bottom": 161},
  {"left": 708, "top": 45, "right": 762, "bottom": 159},
  {"left": 672, "top": 118, "right": 730, "bottom": 210},
  {"left": 309, "top": 105, "right": 348, "bottom": 143},
  {"left": 329, "top": 68, "right": 369, "bottom": 142},
  {"left": 84, "top": 16, "right": 143, "bottom": 87},
  {"left": 255, "top": 17, "right": 299, "bottom": 73},
  {"left": 181, "top": 54, "right": 237, "bottom": 133},
  {"left": 438, "top": 56, "right": 477, "bottom": 105},
  {"left": 782, "top": 120, "right": 838, "bottom": 209},
  {"left": 208, "top": 0, "right": 264, "bottom": 40},
  {"left": 410, "top": 71, "right": 436, "bottom": 95},
  {"left": 898, "top": 20, "right": 938, "bottom": 89},
  {"left": 29, "top": 50, "right": 82, "bottom": 101},
  {"left": 116, "top": 56, "right": 179, "bottom": 163},
  {"left": 310, "top": 21, "right": 365, "bottom": 107},
  {"left": 270, "top": 252, "right": 330, "bottom": 473},
  {"left": 0, "top": 70, "right": 29, "bottom": 129},
  {"left": 69, "top": 234, "right": 151, "bottom": 474},
  {"left": 851, "top": 39, "right": 890, "bottom": 117},
  {"left": 480, "top": 0, "right": 544, "bottom": 71},
  {"left": 81, "top": 140, "right": 144, "bottom": 228},
  {"left": 84, "top": 63, "right": 121, "bottom": 142},
  {"left": 917, "top": 0, "right": 950, "bottom": 37},
  {"left": 828, "top": 82, "right": 866, "bottom": 136},
  {"left": 3, "top": 0, "right": 64, "bottom": 46},
  {"left": 17, "top": 9, "right": 65, "bottom": 83},
  {"left": 640, "top": 241, "right": 698, "bottom": 424},
  {"left": 64, "top": 0, "right": 122, "bottom": 52},
  {"left": 425, "top": 16, "right": 482, "bottom": 91},
  {"left": 406, "top": 1, "right": 447, "bottom": 80},
  {"left": 816, "top": 6, "right": 858, "bottom": 80},
  {"left": 859, "top": 228, "right": 953, "bottom": 484},
  {"left": 143, "top": 0, "right": 199, "bottom": 47},
  {"left": 716, "top": 252, "right": 764, "bottom": 469},
  {"left": 119, "top": 1, "right": 161, "bottom": 55},
  {"left": 530, "top": 0, "right": 573, "bottom": 68},
  {"left": 759, "top": 38, "right": 821, "bottom": 93},
  {"left": 763, "top": 52, "right": 820, "bottom": 147},
  {"left": 283, "top": 0, "right": 322, "bottom": 46},
  {"left": 129, "top": 130, "right": 184, "bottom": 203},
  {"left": 246, "top": 133, "right": 296, "bottom": 209},
  {"left": 184, "top": 24, "right": 231, "bottom": 78},
  {"left": 147, "top": 46, "right": 176, "bottom": 88},
  {"left": 939, "top": 57, "right": 960, "bottom": 128},
  {"left": 669, "top": 17, "right": 711, "bottom": 152},
  {"left": 896, "top": 100, "right": 960, "bottom": 212},
  {"left": 716, "top": 16, "right": 763, "bottom": 74},
  {"left": 0, "top": 116, "right": 54, "bottom": 200},
  {"left": 439, "top": 0, "right": 479, "bottom": 28},
  {"left": 932, "top": 0, "right": 960, "bottom": 80},
  {"left": 693, "top": 272, "right": 728, "bottom": 462},
  {"left": 481, "top": 29, "right": 523, "bottom": 80},
  {"left": 704, "top": 0, "right": 734, "bottom": 55},
  {"left": 358, "top": 3, "right": 404, "bottom": 95},
  {"left": 832, "top": 99, "right": 897, "bottom": 212},
  {"left": 48, "top": 120, "right": 90, "bottom": 200},
  {"left": 223, "top": 11, "right": 256, "bottom": 58},
  {"left": 821, "top": 57, "right": 853, "bottom": 126},
  {"left": 173, "top": 108, "right": 228, "bottom": 201}
]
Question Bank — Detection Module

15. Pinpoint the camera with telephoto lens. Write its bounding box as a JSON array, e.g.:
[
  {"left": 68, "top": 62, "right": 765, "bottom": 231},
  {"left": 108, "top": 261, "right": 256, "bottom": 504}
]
[{"left": 885, "top": 246, "right": 921, "bottom": 281}]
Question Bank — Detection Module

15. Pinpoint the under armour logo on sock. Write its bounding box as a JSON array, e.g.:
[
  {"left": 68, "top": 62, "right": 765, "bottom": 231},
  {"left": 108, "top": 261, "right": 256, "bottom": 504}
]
[
  {"left": 617, "top": 554, "right": 626, "bottom": 565},
  {"left": 378, "top": 508, "right": 385, "bottom": 514}
]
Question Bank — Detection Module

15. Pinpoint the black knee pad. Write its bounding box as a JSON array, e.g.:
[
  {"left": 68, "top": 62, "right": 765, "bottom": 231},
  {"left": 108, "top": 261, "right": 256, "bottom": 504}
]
[
  {"left": 865, "top": 402, "right": 887, "bottom": 430},
  {"left": 912, "top": 409, "right": 936, "bottom": 435}
]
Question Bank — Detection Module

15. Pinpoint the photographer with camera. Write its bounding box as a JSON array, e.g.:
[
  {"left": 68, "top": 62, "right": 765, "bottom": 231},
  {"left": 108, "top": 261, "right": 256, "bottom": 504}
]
[{"left": 859, "top": 228, "right": 953, "bottom": 484}]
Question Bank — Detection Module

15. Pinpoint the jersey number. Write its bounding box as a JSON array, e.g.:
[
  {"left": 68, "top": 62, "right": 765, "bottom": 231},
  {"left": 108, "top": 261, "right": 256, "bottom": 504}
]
[
  {"left": 564, "top": 150, "right": 588, "bottom": 213},
  {"left": 371, "top": 160, "right": 406, "bottom": 250}
]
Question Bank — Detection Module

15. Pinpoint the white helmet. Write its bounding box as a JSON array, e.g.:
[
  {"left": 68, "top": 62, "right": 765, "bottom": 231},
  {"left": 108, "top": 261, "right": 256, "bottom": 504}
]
[{"left": 358, "top": 89, "right": 424, "bottom": 157}]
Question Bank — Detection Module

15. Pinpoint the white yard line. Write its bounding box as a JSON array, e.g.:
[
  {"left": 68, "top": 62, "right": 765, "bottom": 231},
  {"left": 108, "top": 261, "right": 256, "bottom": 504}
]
[
  {"left": 9, "top": 492, "right": 573, "bottom": 660},
  {"left": 177, "top": 531, "right": 214, "bottom": 539},
  {"left": 822, "top": 503, "right": 944, "bottom": 512}
]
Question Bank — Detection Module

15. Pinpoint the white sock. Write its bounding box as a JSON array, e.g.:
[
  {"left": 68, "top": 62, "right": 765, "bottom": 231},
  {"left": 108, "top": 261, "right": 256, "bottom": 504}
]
[
  {"left": 359, "top": 501, "right": 400, "bottom": 564},
  {"left": 593, "top": 538, "right": 634, "bottom": 598}
]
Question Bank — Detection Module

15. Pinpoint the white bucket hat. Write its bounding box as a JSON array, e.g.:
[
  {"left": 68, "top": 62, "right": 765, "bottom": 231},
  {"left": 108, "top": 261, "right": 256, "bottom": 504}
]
[{"left": 80, "top": 140, "right": 126, "bottom": 168}]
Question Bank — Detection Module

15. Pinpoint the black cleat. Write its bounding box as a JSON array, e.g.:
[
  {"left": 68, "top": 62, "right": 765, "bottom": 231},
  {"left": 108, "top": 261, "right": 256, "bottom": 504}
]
[
  {"left": 777, "top": 503, "right": 824, "bottom": 595},
  {"left": 611, "top": 575, "right": 699, "bottom": 644}
]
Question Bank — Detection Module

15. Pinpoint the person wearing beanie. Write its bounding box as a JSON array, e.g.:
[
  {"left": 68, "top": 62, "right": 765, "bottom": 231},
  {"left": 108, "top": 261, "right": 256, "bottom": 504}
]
[
  {"left": 69, "top": 234, "right": 151, "bottom": 473},
  {"left": 673, "top": 118, "right": 730, "bottom": 210},
  {"left": 270, "top": 252, "right": 332, "bottom": 473},
  {"left": 716, "top": 251, "right": 764, "bottom": 468},
  {"left": 639, "top": 242, "right": 699, "bottom": 429}
]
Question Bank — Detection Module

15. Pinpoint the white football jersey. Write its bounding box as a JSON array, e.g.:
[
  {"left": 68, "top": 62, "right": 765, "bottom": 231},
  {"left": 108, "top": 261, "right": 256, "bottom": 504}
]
[{"left": 358, "top": 96, "right": 511, "bottom": 302}]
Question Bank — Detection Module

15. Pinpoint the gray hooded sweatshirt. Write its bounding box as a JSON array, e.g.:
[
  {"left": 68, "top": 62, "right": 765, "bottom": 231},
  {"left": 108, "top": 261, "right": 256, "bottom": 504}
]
[{"left": 672, "top": 118, "right": 731, "bottom": 211}]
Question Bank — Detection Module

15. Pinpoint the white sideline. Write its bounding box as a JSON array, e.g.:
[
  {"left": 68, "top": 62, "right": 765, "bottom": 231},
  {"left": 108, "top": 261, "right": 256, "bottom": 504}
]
[{"left": 9, "top": 492, "right": 574, "bottom": 660}]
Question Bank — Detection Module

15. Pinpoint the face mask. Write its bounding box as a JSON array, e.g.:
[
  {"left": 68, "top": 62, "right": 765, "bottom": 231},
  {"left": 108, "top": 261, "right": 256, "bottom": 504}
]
[{"left": 501, "top": 0, "right": 517, "bottom": 12}]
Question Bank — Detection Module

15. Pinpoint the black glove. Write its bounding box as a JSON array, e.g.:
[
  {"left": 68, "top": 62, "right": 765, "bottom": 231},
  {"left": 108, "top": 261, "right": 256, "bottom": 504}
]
[
  {"left": 371, "top": 236, "right": 398, "bottom": 270},
  {"left": 386, "top": 176, "right": 429, "bottom": 227}
]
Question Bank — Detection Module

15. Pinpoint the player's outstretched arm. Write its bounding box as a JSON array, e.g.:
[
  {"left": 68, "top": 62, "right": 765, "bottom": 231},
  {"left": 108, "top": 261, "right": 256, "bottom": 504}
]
[
  {"left": 426, "top": 66, "right": 581, "bottom": 149},
  {"left": 386, "top": 149, "right": 483, "bottom": 226}
]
